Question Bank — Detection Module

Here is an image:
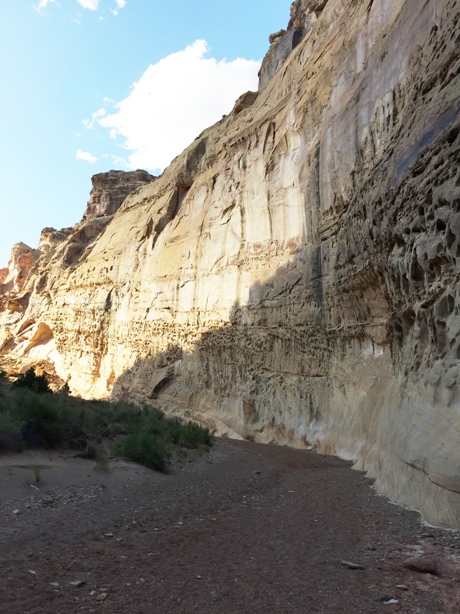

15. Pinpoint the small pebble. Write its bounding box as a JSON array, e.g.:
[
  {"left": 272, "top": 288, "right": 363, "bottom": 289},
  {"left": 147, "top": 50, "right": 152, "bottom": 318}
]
[
  {"left": 404, "top": 556, "right": 438, "bottom": 575},
  {"left": 340, "top": 560, "right": 365, "bottom": 570},
  {"left": 377, "top": 595, "right": 398, "bottom": 604}
]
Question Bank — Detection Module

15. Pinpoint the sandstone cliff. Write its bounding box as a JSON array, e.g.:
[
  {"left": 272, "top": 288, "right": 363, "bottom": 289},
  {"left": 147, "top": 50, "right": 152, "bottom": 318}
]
[
  {"left": 0, "top": 243, "right": 40, "bottom": 297},
  {"left": 1, "top": 0, "right": 459, "bottom": 527},
  {"left": 0, "top": 170, "right": 155, "bottom": 372},
  {"left": 83, "top": 170, "right": 156, "bottom": 220}
]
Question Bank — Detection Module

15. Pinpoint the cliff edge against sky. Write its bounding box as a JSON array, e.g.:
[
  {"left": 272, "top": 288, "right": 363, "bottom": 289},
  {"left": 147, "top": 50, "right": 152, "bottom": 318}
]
[{"left": 1, "top": 0, "right": 459, "bottom": 527}]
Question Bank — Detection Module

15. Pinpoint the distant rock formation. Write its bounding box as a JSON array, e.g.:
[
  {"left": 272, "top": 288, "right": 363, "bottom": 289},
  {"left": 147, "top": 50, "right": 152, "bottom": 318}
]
[
  {"left": 38, "top": 227, "right": 73, "bottom": 254},
  {"left": 0, "top": 0, "right": 459, "bottom": 528},
  {"left": 0, "top": 170, "right": 156, "bottom": 367},
  {"left": 83, "top": 170, "right": 156, "bottom": 220},
  {"left": 0, "top": 243, "right": 39, "bottom": 297}
]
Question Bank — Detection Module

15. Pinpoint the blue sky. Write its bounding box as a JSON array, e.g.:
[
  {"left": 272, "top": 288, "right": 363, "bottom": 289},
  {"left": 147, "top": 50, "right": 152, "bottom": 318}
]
[{"left": 1, "top": 0, "right": 292, "bottom": 268}]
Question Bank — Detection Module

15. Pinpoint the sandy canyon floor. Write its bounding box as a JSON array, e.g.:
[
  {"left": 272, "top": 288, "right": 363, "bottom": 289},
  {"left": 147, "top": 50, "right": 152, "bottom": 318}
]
[{"left": 0, "top": 439, "right": 459, "bottom": 614}]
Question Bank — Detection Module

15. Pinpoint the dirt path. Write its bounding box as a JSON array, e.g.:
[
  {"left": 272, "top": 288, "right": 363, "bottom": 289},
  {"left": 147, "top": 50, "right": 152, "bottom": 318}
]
[{"left": 0, "top": 439, "right": 459, "bottom": 613}]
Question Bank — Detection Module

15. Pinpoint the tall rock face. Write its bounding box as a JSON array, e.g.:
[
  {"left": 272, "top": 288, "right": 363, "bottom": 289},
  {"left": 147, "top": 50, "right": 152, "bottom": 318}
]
[{"left": 1, "top": 0, "right": 459, "bottom": 527}]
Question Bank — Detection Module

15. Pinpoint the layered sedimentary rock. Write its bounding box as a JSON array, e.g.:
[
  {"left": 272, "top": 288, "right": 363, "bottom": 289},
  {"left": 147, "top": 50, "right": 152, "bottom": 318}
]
[
  {"left": 1, "top": 0, "right": 459, "bottom": 527},
  {"left": 83, "top": 170, "right": 156, "bottom": 220},
  {"left": 0, "top": 171, "right": 154, "bottom": 369}
]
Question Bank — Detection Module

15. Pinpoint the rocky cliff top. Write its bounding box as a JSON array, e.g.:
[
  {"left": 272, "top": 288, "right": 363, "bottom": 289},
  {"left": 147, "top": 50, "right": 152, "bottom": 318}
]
[
  {"left": 258, "top": 0, "right": 331, "bottom": 88},
  {"left": 83, "top": 170, "right": 156, "bottom": 220},
  {"left": 288, "top": 0, "right": 330, "bottom": 29},
  {"left": 38, "top": 227, "right": 73, "bottom": 253}
]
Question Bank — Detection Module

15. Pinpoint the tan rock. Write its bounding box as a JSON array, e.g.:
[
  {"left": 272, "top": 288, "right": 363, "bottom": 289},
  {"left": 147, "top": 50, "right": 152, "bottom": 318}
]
[
  {"left": 38, "top": 227, "right": 73, "bottom": 253},
  {"left": 0, "top": 0, "right": 459, "bottom": 528},
  {"left": 404, "top": 556, "right": 438, "bottom": 575},
  {"left": 0, "top": 243, "right": 39, "bottom": 296},
  {"left": 0, "top": 268, "right": 8, "bottom": 286},
  {"left": 83, "top": 170, "right": 156, "bottom": 220}
]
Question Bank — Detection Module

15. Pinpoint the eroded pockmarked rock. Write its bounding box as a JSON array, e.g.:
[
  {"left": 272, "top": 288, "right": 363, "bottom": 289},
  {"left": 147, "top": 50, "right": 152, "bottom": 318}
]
[{"left": 0, "top": 0, "right": 459, "bottom": 528}]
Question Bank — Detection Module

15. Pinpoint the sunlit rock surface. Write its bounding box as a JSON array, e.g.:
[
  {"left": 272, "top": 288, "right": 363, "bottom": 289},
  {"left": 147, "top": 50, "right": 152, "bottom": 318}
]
[
  {"left": 1, "top": 0, "right": 459, "bottom": 527},
  {"left": 0, "top": 243, "right": 39, "bottom": 297},
  {"left": 83, "top": 170, "right": 156, "bottom": 220},
  {"left": 38, "top": 227, "right": 73, "bottom": 254}
]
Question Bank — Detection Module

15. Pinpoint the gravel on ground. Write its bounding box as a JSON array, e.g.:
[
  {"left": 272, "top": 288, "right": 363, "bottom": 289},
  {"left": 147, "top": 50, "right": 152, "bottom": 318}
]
[{"left": 0, "top": 439, "right": 459, "bottom": 613}]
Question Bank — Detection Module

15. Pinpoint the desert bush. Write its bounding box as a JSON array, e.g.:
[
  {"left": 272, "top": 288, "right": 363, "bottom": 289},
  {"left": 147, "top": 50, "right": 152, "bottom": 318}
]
[
  {"left": 0, "top": 378, "right": 213, "bottom": 467},
  {"left": 12, "top": 368, "right": 51, "bottom": 394},
  {"left": 0, "top": 408, "right": 25, "bottom": 437},
  {"left": 116, "top": 432, "right": 170, "bottom": 472},
  {"left": 166, "top": 418, "right": 212, "bottom": 448},
  {"left": 113, "top": 408, "right": 212, "bottom": 471},
  {"left": 10, "top": 389, "right": 62, "bottom": 448}
]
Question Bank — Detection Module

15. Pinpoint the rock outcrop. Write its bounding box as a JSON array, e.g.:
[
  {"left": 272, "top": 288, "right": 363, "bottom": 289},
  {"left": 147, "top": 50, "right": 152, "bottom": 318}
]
[
  {"left": 0, "top": 170, "right": 155, "bottom": 369},
  {"left": 38, "top": 227, "right": 73, "bottom": 254},
  {"left": 0, "top": 243, "right": 40, "bottom": 297},
  {"left": 1, "top": 0, "right": 459, "bottom": 527},
  {"left": 82, "top": 170, "right": 156, "bottom": 220}
]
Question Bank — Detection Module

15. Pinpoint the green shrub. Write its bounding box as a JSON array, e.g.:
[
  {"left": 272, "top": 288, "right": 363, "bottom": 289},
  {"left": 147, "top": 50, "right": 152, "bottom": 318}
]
[
  {"left": 0, "top": 378, "right": 213, "bottom": 465},
  {"left": 11, "top": 389, "right": 62, "bottom": 448},
  {"left": 166, "top": 418, "right": 212, "bottom": 448},
  {"left": 116, "top": 432, "right": 170, "bottom": 472},
  {"left": 0, "top": 409, "right": 24, "bottom": 452},
  {"left": 0, "top": 409, "right": 25, "bottom": 438}
]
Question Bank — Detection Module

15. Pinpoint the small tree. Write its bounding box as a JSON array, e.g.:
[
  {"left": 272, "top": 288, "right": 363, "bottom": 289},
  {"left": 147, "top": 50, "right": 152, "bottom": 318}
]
[{"left": 12, "top": 368, "right": 52, "bottom": 394}]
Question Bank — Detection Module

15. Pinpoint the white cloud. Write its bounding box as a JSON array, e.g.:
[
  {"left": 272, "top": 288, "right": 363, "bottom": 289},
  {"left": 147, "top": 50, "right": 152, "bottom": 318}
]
[
  {"left": 77, "top": 0, "right": 99, "bottom": 10},
  {"left": 111, "top": 0, "right": 126, "bottom": 12},
  {"left": 97, "top": 40, "right": 260, "bottom": 171},
  {"left": 76, "top": 149, "right": 98, "bottom": 163},
  {"left": 35, "top": 0, "right": 121, "bottom": 15},
  {"left": 34, "top": 0, "right": 60, "bottom": 12},
  {"left": 82, "top": 107, "right": 107, "bottom": 130}
]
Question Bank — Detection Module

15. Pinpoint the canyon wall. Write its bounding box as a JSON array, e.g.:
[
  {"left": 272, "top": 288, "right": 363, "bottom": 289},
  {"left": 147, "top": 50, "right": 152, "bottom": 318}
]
[{"left": 1, "top": 0, "right": 459, "bottom": 527}]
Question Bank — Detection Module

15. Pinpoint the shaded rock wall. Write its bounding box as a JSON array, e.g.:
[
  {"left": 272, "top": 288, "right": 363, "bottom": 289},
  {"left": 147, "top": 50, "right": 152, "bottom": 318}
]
[{"left": 1, "top": 0, "right": 459, "bottom": 527}]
